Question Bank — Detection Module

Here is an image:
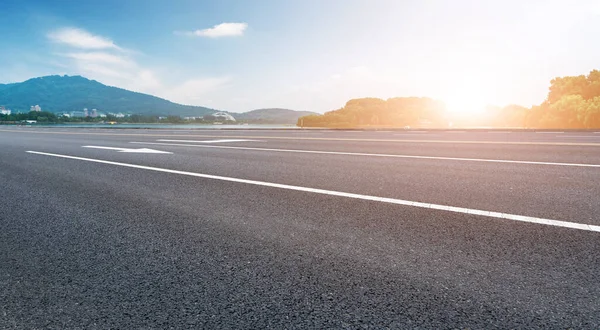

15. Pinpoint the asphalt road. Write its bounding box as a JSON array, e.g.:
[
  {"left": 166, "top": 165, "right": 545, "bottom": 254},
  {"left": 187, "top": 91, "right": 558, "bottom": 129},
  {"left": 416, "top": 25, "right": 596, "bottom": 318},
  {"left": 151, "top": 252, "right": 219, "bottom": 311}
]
[{"left": 1, "top": 127, "right": 600, "bottom": 329}]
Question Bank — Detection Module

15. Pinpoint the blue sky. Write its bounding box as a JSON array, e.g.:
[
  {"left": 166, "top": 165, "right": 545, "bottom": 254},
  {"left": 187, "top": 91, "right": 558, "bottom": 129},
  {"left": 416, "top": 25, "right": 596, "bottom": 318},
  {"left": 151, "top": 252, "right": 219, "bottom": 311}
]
[{"left": 1, "top": 0, "right": 600, "bottom": 113}]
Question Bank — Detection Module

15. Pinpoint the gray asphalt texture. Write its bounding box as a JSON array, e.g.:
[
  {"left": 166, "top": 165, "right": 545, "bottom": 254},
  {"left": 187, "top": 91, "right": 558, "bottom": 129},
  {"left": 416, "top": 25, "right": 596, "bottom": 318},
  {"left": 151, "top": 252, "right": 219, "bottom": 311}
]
[{"left": 1, "top": 127, "right": 600, "bottom": 329}]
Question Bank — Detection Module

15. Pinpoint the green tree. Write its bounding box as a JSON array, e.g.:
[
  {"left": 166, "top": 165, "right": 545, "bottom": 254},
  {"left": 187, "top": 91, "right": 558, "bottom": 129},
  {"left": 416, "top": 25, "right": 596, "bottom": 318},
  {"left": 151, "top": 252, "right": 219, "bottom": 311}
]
[
  {"left": 547, "top": 75, "right": 587, "bottom": 103},
  {"left": 580, "top": 96, "right": 600, "bottom": 128},
  {"left": 547, "top": 94, "right": 585, "bottom": 128}
]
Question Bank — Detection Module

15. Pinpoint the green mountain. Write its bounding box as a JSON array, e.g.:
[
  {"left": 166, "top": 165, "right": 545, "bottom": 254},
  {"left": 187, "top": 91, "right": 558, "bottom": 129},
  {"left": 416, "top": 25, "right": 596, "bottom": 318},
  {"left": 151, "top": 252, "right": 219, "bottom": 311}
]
[
  {"left": 0, "top": 83, "right": 15, "bottom": 91},
  {"left": 0, "top": 75, "right": 216, "bottom": 116},
  {"left": 235, "top": 108, "right": 318, "bottom": 124}
]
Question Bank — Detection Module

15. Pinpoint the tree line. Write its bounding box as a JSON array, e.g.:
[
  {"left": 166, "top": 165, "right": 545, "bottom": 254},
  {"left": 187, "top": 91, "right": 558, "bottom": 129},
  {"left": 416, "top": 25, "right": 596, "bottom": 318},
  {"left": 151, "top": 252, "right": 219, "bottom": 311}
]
[
  {"left": 0, "top": 112, "right": 193, "bottom": 124},
  {"left": 298, "top": 70, "right": 600, "bottom": 128}
]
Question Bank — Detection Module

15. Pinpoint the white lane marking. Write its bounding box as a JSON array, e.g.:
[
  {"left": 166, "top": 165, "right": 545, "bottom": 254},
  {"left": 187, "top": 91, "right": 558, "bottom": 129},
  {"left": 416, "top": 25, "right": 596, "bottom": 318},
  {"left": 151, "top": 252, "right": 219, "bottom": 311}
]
[
  {"left": 156, "top": 139, "right": 263, "bottom": 144},
  {"left": 536, "top": 131, "right": 564, "bottom": 134},
  {"left": 133, "top": 141, "right": 600, "bottom": 168},
  {"left": 26, "top": 150, "right": 600, "bottom": 233},
  {"left": 3, "top": 129, "right": 600, "bottom": 146},
  {"left": 164, "top": 139, "right": 259, "bottom": 144},
  {"left": 446, "top": 131, "right": 466, "bottom": 133},
  {"left": 392, "top": 133, "right": 438, "bottom": 137},
  {"left": 561, "top": 136, "right": 600, "bottom": 138},
  {"left": 487, "top": 131, "right": 511, "bottom": 134},
  {"left": 82, "top": 146, "right": 172, "bottom": 154}
]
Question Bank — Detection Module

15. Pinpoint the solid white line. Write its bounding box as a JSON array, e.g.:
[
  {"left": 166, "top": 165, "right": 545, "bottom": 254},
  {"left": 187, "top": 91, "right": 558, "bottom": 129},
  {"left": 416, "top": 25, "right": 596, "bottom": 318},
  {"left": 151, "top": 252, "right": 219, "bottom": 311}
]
[
  {"left": 25, "top": 150, "right": 600, "bottom": 233},
  {"left": 392, "top": 133, "right": 438, "bottom": 136},
  {"left": 134, "top": 141, "right": 600, "bottom": 168},
  {"left": 156, "top": 139, "right": 260, "bottom": 144},
  {"left": 183, "top": 139, "right": 259, "bottom": 143},
  {"left": 3, "top": 129, "right": 600, "bottom": 146},
  {"left": 561, "top": 136, "right": 600, "bottom": 138},
  {"left": 536, "top": 131, "right": 564, "bottom": 134}
]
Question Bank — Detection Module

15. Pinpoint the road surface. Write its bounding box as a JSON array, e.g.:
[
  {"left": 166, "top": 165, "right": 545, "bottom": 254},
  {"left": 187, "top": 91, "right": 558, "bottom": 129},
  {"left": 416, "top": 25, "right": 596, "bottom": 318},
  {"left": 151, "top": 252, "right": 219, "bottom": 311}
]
[{"left": 1, "top": 127, "right": 600, "bottom": 328}]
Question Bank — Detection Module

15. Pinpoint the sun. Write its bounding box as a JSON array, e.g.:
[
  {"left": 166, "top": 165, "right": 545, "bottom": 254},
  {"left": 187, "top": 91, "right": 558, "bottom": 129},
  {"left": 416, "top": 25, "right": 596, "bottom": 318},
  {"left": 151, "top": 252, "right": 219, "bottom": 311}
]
[
  {"left": 441, "top": 77, "right": 488, "bottom": 116},
  {"left": 444, "top": 95, "right": 487, "bottom": 116}
]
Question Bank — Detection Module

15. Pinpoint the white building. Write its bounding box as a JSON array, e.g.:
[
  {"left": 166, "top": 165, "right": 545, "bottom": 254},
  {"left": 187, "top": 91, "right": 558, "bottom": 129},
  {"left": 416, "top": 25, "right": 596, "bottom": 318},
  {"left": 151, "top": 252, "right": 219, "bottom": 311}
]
[
  {"left": 204, "top": 112, "right": 236, "bottom": 122},
  {"left": 30, "top": 105, "right": 41, "bottom": 112}
]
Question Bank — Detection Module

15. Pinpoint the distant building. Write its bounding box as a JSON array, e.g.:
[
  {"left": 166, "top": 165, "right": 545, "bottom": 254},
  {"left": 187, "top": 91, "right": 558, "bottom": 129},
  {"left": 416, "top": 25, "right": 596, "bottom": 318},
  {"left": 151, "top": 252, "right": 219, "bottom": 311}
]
[
  {"left": 83, "top": 108, "right": 89, "bottom": 117},
  {"left": 91, "top": 109, "right": 98, "bottom": 118},
  {"left": 30, "top": 105, "right": 41, "bottom": 112},
  {"left": 107, "top": 112, "right": 126, "bottom": 118},
  {"left": 0, "top": 106, "right": 10, "bottom": 115},
  {"left": 70, "top": 111, "right": 86, "bottom": 117}
]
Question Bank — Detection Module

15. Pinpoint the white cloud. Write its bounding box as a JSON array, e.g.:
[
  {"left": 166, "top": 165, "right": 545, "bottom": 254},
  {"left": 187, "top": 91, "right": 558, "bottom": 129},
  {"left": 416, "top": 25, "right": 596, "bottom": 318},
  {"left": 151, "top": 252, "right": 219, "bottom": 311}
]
[
  {"left": 62, "top": 52, "right": 134, "bottom": 66},
  {"left": 165, "top": 77, "right": 231, "bottom": 104},
  {"left": 48, "top": 27, "right": 230, "bottom": 107},
  {"left": 76, "top": 62, "right": 130, "bottom": 79},
  {"left": 180, "top": 22, "right": 248, "bottom": 38},
  {"left": 48, "top": 28, "right": 121, "bottom": 50}
]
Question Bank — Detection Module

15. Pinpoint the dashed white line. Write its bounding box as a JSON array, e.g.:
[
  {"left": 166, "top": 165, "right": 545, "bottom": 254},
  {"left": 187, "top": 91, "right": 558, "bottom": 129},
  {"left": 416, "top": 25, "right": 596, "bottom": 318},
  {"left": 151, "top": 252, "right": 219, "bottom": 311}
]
[
  {"left": 134, "top": 141, "right": 600, "bottom": 168},
  {"left": 25, "top": 150, "right": 600, "bottom": 233}
]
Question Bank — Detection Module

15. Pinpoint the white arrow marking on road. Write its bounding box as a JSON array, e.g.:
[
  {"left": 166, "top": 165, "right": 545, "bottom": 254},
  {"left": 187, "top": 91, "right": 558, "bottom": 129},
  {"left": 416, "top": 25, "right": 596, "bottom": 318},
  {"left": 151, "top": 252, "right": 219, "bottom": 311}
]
[{"left": 82, "top": 146, "right": 172, "bottom": 154}]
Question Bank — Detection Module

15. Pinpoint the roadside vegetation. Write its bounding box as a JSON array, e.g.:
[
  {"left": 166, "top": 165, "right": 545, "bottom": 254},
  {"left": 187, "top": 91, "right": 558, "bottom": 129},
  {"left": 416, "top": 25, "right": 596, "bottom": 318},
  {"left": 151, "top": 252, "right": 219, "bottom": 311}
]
[
  {"left": 0, "top": 112, "right": 219, "bottom": 124},
  {"left": 298, "top": 70, "right": 600, "bottom": 129}
]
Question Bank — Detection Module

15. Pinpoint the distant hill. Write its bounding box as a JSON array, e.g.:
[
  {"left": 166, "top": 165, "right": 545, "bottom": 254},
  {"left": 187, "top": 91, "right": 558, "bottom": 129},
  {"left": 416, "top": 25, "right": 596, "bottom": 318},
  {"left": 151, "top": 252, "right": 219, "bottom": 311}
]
[
  {"left": 0, "top": 83, "right": 15, "bottom": 91},
  {"left": 0, "top": 75, "right": 318, "bottom": 122},
  {"left": 0, "top": 75, "right": 216, "bottom": 116},
  {"left": 235, "top": 108, "right": 318, "bottom": 124}
]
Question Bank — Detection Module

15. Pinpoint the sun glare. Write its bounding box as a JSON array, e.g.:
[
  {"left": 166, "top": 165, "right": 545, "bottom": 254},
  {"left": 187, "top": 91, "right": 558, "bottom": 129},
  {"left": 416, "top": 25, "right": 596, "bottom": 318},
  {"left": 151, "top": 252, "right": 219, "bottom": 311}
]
[
  {"left": 442, "top": 79, "right": 488, "bottom": 115},
  {"left": 444, "top": 96, "right": 487, "bottom": 115}
]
